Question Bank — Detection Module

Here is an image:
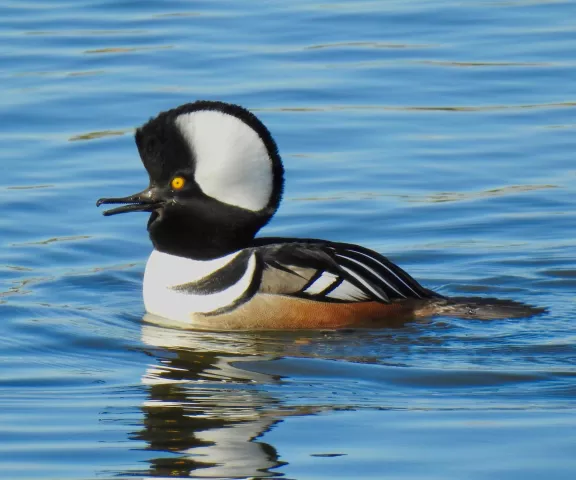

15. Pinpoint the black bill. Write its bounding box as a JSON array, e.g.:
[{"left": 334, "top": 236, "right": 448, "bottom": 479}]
[{"left": 96, "top": 188, "right": 162, "bottom": 216}]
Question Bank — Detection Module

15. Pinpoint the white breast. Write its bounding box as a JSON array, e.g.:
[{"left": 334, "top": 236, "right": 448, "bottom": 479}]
[{"left": 143, "top": 249, "right": 256, "bottom": 324}]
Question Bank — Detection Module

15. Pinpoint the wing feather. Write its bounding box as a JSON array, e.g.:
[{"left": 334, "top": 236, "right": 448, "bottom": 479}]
[
  {"left": 255, "top": 239, "right": 439, "bottom": 304},
  {"left": 302, "top": 271, "right": 339, "bottom": 295},
  {"left": 325, "top": 278, "right": 370, "bottom": 301},
  {"left": 334, "top": 246, "right": 426, "bottom": 298}
]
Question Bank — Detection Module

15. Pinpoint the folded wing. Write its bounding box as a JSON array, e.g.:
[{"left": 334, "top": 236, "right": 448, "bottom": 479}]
[{"left": 255, "top": 239, "right": 439, "bottom": 304}]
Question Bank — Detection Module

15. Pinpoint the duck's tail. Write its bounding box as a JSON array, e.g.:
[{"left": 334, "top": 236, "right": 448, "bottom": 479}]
[{"left": 418, "top": 296, "right": 546, "bottom": 320}]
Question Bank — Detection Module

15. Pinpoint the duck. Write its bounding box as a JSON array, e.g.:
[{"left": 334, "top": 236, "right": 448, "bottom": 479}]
[{"left": 97, "top": 100, "right": 542, "bottom": 329}]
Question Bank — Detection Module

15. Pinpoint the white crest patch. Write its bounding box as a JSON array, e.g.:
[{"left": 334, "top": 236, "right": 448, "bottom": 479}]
[{"left": 175, "top": 110, "right": 273, "bottom": 211}]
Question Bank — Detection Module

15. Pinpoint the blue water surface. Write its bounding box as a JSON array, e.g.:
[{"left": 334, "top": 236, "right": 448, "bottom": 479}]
[{"left": 1, "top": 1, "right": 575, "bottom": 479}]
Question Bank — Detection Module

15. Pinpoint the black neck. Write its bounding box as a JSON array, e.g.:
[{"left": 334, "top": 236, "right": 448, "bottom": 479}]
[{"left": 147, "top": 202, "right": 271, "bottom": 260}]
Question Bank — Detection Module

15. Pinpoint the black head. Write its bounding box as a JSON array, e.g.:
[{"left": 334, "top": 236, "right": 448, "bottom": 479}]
[{"left": 97, "top": 101, "right": 284, "bottom": 260}]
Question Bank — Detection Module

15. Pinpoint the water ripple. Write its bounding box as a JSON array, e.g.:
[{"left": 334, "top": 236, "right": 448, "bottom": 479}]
[{"left": 0, "top": 0, "right": 575, "bottom": 478}]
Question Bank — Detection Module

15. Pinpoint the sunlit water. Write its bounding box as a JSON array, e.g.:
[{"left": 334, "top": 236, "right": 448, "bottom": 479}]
[{"left": 1, "top": 1, "right": 575, "bottom": 479}]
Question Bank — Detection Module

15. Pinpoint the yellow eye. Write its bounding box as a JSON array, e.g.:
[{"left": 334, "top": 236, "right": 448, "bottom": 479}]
[{"left": 171, "top": 176, "right": 185, "bottom": 190}]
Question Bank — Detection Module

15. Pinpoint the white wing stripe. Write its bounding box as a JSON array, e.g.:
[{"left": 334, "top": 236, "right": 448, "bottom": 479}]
[
  {"left": 303, "top": 271, "right": 339, "bottom": 294},
  {"left": 326, "top": 281, "right": 369, "bottom": 301},
  {"left": 343, "top": 249, "right": 421, "bottom": 298},
  {"left": 337, "top": 254, "right": 406, "bottom": 298},
  {"left": 341, "top": 266, "right": 389, "bottom": 302}
]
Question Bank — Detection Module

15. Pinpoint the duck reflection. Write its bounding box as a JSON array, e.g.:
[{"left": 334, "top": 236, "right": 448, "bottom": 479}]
[
  {"left": 133, "top": 314, "right": 316, "bottom": 478},
  {"left": 131, "top": 314, "right": 413, "bottom": 478}
]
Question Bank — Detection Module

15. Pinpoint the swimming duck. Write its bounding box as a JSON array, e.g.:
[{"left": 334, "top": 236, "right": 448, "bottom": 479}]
[{"left": 97, "top": 101, "right": 540, "bottom": 329}]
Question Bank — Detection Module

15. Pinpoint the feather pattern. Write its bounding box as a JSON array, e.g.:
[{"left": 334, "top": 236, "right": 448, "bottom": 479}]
[
  {"left": 145, "top": 238, "right": 440, "bottom": 323},
  {"left": 255, "top": 238, "right": 440, "bottom": 304}
]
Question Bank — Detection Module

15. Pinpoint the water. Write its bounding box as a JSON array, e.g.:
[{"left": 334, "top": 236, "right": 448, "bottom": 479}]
[{"left": 1, "top": 0, "right": 575, "bottom": 478}]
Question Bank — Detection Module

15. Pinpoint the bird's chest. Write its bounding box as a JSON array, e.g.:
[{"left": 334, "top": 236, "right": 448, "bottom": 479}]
[{"left": 142, "top": 249, "right": 256, "bottom": 324}]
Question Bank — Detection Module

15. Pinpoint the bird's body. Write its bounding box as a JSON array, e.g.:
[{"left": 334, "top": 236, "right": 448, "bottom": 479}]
[
  {"left": 97, "top": 100, "right": 542, "bottom": 329},
  {"left": 142, "top": 238, "right": 443, "bottom": 329}
]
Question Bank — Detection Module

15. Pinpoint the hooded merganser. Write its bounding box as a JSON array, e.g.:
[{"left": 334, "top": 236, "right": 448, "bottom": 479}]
[{"left": 97, "top": 100, "right": 542, "bottom": 329}]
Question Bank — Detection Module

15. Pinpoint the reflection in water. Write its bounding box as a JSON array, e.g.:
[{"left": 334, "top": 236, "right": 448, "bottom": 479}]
[
  {"left": 131, "top": 314, "right": 418, "bottom": 477},
  {"left": 125, "top": 312, "right": 574, "bottom": 478},
  {"left": 68, "top": 130, "right": 129, "bottom": 142},
  {"left": 83, "top": 46, "right": 173, "bottom": 55},
  {"left": 260, "top": 101, "right": 576, "bottom": 112},
  {"left": 292, "top": 183, "right": 558, "bottom": 204},
  {"left": 12, "top": 235, "right": 91, "bottom": 246},
  {"left": 133, "top": 318, "right": 307, "bottom": 478},
  {"left": 305, "top": 41, "right": 434, "bottom": 50}
]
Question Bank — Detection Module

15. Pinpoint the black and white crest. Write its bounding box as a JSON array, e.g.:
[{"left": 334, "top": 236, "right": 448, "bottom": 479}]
[
  {"left": 126, "top": 101, "right": 287, "bottom": 259},
  {"left": 135, "top": 101, "right": 284, "bottom": 213}
]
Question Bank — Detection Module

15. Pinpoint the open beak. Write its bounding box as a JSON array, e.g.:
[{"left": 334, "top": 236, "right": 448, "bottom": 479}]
[{"left": 96, "top": 187, "right": 163, "bottom": 216}]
